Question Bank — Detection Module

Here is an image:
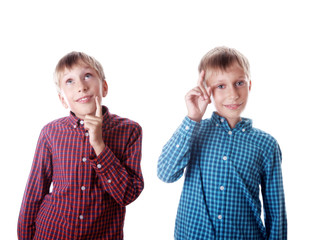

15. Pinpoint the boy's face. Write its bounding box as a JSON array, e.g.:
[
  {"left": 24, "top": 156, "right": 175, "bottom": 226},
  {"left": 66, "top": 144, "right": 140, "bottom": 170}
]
[
  {"left": 58, "top": 61, "right": 108, "bottom": 120},
  {"left": 205, "top": 62, "right": 251, "bottom": 127}
]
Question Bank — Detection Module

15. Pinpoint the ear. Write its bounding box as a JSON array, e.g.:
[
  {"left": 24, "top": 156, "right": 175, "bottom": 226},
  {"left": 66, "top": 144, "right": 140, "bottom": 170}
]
[
  {"left": 248, "top": 80, "right": 252, "bottom": 91},
  {"left": 58, "top": 93, "right": 69, "bottom": 109},
  {"left": 102, "top": 79, "right": 108, "bottom": 98}
]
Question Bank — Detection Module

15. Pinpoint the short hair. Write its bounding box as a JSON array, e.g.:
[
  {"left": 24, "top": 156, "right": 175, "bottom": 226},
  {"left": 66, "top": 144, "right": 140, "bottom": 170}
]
[
  {"left": 54, "top": 51, "right": 105, "bottom": 93},
  {"left": 198, "top": 46, "right": 250, "bottom": 80}
]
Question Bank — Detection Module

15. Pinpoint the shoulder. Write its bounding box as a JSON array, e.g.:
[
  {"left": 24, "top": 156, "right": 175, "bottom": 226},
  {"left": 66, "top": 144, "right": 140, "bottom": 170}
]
[
  {"left": 38, "top": 117, "right": 73, "bottom": 143},
  {"left": 32, "top": 117, "right": 69, "bottom": 148},
  {"left": 248, "top": 127, "right": 279, "bottom": 152},
  {"left": 108, "top": 112, "right": 142, "bottom": 134},
  {"left": 250, "top": 127, "right": 277, "bottom": 143},
  {"left": 41, "top": 116, "right": 69, "bottom": 132}
]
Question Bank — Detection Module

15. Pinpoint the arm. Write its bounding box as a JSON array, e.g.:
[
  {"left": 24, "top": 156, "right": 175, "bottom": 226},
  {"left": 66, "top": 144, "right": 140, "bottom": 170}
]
[
  {"left": 84, "top": 97, "right": 143, "bottom": 206},
  {"left": 17, "top": 129, "right": 52, "bottom": 239},
  {"left": 157, "top": 70, "right": 210, "bottom": 182},
  {"left": 89, "top": 124, "right": 143, "bottom": 206},
  {"left": 157, "top": 116, "right": 201, "bottom": 182},
  {"left": 261, "top": 141, "right": 287, "bottom": 239}
]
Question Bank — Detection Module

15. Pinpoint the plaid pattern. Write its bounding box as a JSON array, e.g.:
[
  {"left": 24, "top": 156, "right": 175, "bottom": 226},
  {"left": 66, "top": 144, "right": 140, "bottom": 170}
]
[
  {"left": 158, "top": 112, "right": 287, "bottom": 240},
  {"left": 18, "top": 106, "right": 143, "bottom": 240}
]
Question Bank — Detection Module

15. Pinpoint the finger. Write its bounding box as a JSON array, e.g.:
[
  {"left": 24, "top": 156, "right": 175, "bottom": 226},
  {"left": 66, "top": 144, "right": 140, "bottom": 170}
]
[
  {"left": 84, "top": 116, "right": 102, "bottom": 129},
  {"left": 197, "top": 71, "right": 209, "bottom": 100},
  {"left": 84, "top": 122, "right": 90, "bottom": 131},
  {"left": 84, "top": 120, "right": 99, "bottom": 132},
  {"left": 84, "top": 116, "right": 99, "bottom": 123},
  {"left": 95, "top": 96, "right": 102, "bottom": 118},
  {"left": 189, "top": 87, "right": 208, "bottom": 101},
  {"left": 185, "top": 88, "right": 202, "bottom": 99},
  {"left": 197, "top": 70, "right": 205, "bottom": 86},
  {"left": 207, "top": 86, "right": 212, "bottom": 100}
]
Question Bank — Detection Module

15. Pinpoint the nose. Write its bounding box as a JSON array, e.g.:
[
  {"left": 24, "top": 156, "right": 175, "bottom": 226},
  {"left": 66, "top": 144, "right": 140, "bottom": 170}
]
[
  {"left": 77, "top": 79, "right": 88, "bottom": 93},
  {"left": 228, "top": 87, "right": 239, "bottom": 100}
]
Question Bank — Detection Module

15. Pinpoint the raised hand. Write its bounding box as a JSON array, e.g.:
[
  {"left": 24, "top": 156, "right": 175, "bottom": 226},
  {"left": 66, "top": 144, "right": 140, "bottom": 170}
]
[
  {"left": 84, "top": 96, "right": 105, "bottom": 156},
  {"left": 185, "top": 70, "right": 211, "bottom": 122}
]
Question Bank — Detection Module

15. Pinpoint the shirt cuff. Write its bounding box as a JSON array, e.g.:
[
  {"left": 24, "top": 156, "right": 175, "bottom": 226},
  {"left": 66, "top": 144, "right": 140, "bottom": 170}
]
[
  {"left": 90, "top": 145, "right": 118, "bottom": 171},
  {"left": 177, "top": 116, "right": 201, "bottom": 140}
]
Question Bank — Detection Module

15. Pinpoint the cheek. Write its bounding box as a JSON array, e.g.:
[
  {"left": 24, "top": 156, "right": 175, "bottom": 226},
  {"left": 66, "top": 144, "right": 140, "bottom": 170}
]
[
  {"left": 212, "top": 90, "right": 225, "bottom": 102},
  {"left": 59, "top": 94, "right": 69, "bottom": 109},
  {"left": 240, "top": 88, "right": 250, "bottom": 98}
]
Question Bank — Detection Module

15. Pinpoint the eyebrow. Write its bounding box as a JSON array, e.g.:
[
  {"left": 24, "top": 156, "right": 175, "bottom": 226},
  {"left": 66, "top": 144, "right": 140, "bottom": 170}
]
[{"left": 211, "top": 79, "right": 225, "bottom": 85}]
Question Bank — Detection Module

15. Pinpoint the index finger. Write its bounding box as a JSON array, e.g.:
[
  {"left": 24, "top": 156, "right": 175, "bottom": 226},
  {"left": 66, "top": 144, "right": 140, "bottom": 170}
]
[
  {"left": 197, "top": 70, "right": 206, "bottom": 87},
  {"left": 95, "top": 96, "right": 102, "bottom": 118},
  {"left": 197, "top": 70, "right": 209, "bottom": 99}
]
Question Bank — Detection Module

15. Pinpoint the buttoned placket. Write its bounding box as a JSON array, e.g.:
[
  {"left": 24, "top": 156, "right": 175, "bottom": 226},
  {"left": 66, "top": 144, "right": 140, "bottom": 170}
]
[
  {"left": 76, "top": 119, "right": 91, "bottom": 231},
  {"left": 217, "top": 118, "right": 234, "bottom": 224},
  {"left": 215, "top": 120, "right": 248, "bottom": 227}
]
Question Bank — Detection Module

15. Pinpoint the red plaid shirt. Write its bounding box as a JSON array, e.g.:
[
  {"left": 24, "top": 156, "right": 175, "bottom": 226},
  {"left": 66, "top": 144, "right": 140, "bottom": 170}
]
[{"left": 18, "top": 106, "right": 143, "bottom": 240}]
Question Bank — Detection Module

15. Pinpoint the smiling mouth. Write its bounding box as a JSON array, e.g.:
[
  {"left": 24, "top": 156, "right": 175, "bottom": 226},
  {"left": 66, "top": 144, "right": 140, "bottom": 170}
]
[
  {"left": 76, "top": 95, "right": 93, "bottom": 103},
  {"left": 224, "top": 103, "right": 242, "bottom": 110}
]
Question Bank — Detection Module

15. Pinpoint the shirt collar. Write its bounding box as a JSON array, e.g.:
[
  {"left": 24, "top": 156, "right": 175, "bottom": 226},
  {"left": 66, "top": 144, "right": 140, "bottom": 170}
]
[
  {"left": 67, "top": 106, "right": 110, "bottom": 128},
  {"left": 210, "top": 112, "right": 252, "bottom": 132}
]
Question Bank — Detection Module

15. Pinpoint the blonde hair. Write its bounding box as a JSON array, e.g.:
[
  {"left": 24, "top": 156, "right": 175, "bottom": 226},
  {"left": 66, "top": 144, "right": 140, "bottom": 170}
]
[
  {"left": 54, "top": 51, "right": 105, "bottom": 93},
  {"left": 198, "top": 46, "right": 250, "bottom": 79}
]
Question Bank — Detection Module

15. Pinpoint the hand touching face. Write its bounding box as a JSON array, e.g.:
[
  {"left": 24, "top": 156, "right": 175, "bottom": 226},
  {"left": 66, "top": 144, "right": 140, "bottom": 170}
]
[
  {"left": 205, "top": 64, "right": 251, "bottom": 128},
  {"left": 84, "top": 96, "right": 105, "bottom": 156},
  {"left": 58, "top": 62, "right": 108, "bottom": 120}
]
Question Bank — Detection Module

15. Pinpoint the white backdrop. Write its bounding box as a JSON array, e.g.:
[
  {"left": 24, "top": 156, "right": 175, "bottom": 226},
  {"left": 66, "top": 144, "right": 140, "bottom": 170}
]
[{"left": 1, "top": 0, "right": 314, "bottom": 239}]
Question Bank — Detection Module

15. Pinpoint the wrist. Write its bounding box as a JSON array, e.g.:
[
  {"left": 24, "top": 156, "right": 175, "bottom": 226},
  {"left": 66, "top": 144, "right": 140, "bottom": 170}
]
[
  {"left": 93, "top": 142, "right": 105, "bottom": 156},
  {"left": 187, "top": 115, "right": 202, "bottom": 123}
]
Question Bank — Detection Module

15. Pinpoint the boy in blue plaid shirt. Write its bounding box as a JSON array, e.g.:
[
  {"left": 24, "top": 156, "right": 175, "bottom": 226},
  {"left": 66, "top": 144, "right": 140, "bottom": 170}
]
[{"left": 157, "top": 46, "right": 287, "bottom": 239}]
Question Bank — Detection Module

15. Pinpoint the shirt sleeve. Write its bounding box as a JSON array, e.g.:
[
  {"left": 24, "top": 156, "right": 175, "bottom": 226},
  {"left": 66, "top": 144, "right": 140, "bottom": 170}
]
[
  {"left": 18, "top": 129, "right": 52, "bottom": 240},
  {"left": 157, "top": 116, "right": 201, "bottom": 183},
  {"left": 89, "top": 123, "right": 143, "bottom": 207},
  {"left": 261, "top": 141, "right": 287, "bottom": 239}
]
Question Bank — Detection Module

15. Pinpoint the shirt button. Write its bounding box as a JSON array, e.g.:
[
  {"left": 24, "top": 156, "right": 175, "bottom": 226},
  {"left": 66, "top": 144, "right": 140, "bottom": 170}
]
[
  {"left": 80, "top": 120, "right": 84, "bottom": 125},
  {"left": 185, "top": 126, "right": 189, "bottom": 130},
  {"left": 176, "top": 144, "right": 180, "bottom": 148},
  {"left": 223, "top": 156, "right": 227, "bottom": 161},
  {"left": 85, "top": 132, "right": 89, "bottom": 137},
  {"left": 216, "top": 124, "right": 219, "bottom": 127},
  {"left": 74, "top": 125, "right": 77, "bottom": 128},
  {"left": 242, "top": 128, "right": 246, "bottom": 132},
  {"left": 82, "top": 157, "right": 87, "bottom": 162},
  {"left": 220, "top": 186, "right": 225, "bottom": 191},
  {"left": 228, "top": 131, "right": 232, "bottom": 135},
  {"left": 81, "top": 186, "right": 86, "bottom": 191},
  {"left": 218, "top": 215, "right": 222, "bottom": 220},
  {"left": 107, "top": 179, "right": 112, "bottom": 183},
  {"left": 79, "top": 215, "right": 84, "bottom": 220},
  {"left": 221, "top": 118, "right": 224, "bottom": 122},
  {"left": 97, "top": 164, "right": 102, "bottom": 169}
]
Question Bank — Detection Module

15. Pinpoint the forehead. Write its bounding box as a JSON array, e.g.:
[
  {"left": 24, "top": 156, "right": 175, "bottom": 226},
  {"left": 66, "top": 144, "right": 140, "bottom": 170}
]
[
  {"left": 61, "top": 61, "right": 94, "bottom": 77},
  {"left": 205, "top": 63, "right": 246, "bottom": 83}
]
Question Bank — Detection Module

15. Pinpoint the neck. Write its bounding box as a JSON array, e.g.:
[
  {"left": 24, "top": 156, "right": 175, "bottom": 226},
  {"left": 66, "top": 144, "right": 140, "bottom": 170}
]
[{"left": 226, "top": 117, "right": 241, "bottom": 129}]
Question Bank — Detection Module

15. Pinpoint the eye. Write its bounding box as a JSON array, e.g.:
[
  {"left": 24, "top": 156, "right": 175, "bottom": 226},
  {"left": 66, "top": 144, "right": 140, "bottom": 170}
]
[
  {"left": 66, "top": 79, "right": 73, "bottom": 85},
  {"left": 217, "top": 84, "right": 225, "bottom": 89},
  {"left": 84, "top": 73, "right": 92, "bottom": 80},
  {"left": 235, "top": 81, "right": 245, "bottom": 87}
]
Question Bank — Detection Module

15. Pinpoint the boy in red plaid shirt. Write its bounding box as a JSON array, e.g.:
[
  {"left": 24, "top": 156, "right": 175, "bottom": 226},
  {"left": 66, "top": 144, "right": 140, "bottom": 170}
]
[{"left": 18, "top": 52, "right": 144, "bottom": 239}]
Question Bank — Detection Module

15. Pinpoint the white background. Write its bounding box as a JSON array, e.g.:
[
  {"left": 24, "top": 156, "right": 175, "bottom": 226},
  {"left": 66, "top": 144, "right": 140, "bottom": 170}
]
[{"left": 1, "top": 0, "right": 314, "bottom": 239}]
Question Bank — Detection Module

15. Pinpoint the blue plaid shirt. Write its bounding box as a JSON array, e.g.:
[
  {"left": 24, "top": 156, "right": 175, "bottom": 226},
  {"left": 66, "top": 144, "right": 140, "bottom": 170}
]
[{"left": 158, "top": 112, "right": 287, "bottom": 239}]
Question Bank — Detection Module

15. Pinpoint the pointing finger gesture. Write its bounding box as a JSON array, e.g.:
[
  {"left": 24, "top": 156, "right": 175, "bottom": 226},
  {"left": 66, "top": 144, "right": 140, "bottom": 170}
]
[
  {"left": 84, "top": 96, "right": 105, "bottom": 155},
  {"left": 185, "top": 70, "right": 211, "bottom": 122}
]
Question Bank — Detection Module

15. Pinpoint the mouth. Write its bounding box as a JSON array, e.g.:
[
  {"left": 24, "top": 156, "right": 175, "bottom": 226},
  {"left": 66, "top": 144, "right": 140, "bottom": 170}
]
[
  {"left": 76, "top": 95, "right": 93, "bottom": 103},
  {"left": 224, "top": 103, "right": 243, "bottom": 110}
]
